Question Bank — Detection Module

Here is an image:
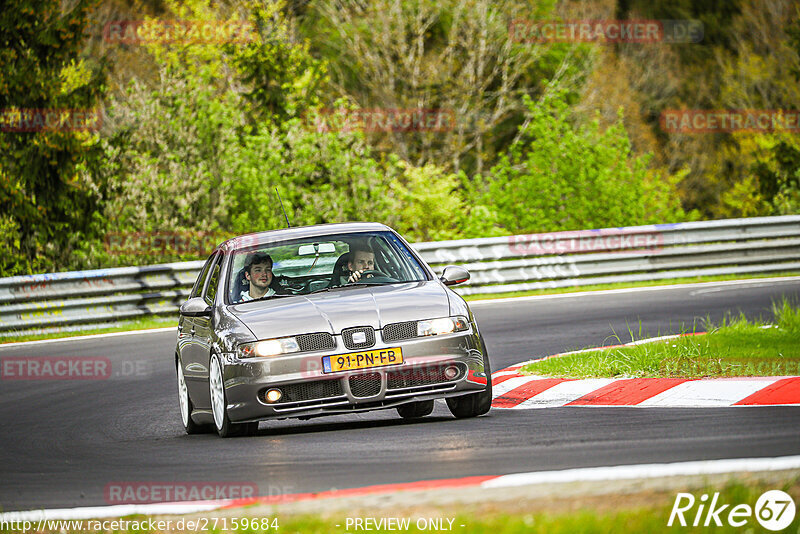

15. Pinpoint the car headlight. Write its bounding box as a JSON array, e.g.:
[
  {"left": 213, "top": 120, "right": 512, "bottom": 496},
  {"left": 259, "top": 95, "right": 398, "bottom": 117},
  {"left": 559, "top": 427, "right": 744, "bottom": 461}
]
[
  {"left": 236, "top": 337, "right": 300, "bottom": 358},
  {"left": 417, "top": 316, "right": 469, "bottom": 337}
]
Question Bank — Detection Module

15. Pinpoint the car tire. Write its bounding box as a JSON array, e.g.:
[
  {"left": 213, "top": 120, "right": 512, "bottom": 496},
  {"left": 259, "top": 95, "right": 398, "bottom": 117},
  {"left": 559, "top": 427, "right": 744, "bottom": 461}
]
[
  {"left": 446, "top": 344, "right": 492, "bottom": 419},
  {"left": 396, "top": 400, "right": 435, "bottom": 419},
  {"left": 177, "top": 358, "right": 209, "bottom": 434},
  {"left": 209, "top": 354, "right": 259, "bottom": 438}
]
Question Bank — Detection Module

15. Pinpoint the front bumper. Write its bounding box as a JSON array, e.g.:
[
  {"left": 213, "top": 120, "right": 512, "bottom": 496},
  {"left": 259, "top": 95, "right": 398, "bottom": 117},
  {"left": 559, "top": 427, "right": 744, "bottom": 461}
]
[{"left": 219, "top": 329, "right": 488, "bottom": 423}]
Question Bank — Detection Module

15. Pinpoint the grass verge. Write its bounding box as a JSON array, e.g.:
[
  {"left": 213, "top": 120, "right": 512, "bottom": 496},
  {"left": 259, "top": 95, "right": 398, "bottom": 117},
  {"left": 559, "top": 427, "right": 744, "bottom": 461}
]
[
  {"left": 228, "top": 480, "right": 800, "bottom": 533},
  {"left": 2, "top": 479, "right": 797, "bottom": 533},
  {"left": 0, "top": 316, "right": 176, "bottom": 344},
  {"left": 521, "top": 300, "right": 800, "bottom": 378}
]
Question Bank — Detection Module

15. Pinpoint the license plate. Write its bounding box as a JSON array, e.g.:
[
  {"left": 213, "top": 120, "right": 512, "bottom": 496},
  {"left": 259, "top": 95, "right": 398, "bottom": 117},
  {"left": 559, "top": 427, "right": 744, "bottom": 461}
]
[{"left": 322, "top": 347, "right": 403, "bottom": 373}]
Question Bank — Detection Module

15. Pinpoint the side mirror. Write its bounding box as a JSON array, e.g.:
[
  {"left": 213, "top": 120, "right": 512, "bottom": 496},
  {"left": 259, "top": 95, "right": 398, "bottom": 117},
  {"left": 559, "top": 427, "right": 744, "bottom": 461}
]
[
  {"left": 180, "top": 297, "right": 212, "bottom": 317},
  {"left": 440, "top": 265, "right": 470, "bottom": 286}
]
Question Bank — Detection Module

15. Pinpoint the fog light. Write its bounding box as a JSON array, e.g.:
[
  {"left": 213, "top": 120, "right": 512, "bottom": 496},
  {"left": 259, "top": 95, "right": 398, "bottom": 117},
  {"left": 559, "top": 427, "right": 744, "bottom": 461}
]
[
  {"left": 265, "top": 388, "right": 282, "bottom": 403},
  {"left": 444, "top": 366, "right": 459, "bottom": 380}
]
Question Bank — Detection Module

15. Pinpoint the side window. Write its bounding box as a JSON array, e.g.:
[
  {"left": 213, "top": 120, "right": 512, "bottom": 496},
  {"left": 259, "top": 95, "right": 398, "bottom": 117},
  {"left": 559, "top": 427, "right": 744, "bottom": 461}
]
[
  {"left": 385, "top": 232, "right": 428, "bottom": 281},
  {"left": 204, "top": 257, "right": 222, "bottom": 305},
  {"left": 190, "top": 255, "right": 215, "bottom": 298},
  {"left": 372, "top": 238, "right": 400, "bottom": 279}
]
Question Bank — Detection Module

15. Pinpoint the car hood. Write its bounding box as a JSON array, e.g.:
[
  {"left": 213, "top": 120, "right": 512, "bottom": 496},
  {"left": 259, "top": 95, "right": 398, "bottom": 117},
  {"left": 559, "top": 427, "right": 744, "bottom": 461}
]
[{"left": 228, "top": 281, "right": 451, "bottom": 339}]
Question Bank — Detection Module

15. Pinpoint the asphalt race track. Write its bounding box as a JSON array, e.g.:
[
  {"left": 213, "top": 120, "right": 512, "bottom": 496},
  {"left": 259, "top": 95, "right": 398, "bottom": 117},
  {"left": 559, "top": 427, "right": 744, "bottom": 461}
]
[{"left": 1, "top": 278, "right": 799, "bottom": 512}]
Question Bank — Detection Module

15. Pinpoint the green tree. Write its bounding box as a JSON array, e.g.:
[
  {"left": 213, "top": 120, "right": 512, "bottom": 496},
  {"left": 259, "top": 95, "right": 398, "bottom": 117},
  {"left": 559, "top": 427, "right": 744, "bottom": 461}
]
[
  {"left": 0, "top": 0, "right": 107, "bottom": 275},
  {"left": 477, "top": 90, "right": 685, "bottom": 234},
  {"left": 713, "top": 0, "right": 800, "bottom": 217},
  {"left": 299, "top": 0, "right": 590, "bottom": 175},
  {"left": 92, "top": 0, "right": 470, "bottom": 265},
  {"left": 226, "top": 116, "right": 395, "bottom": 234},
  {"left": 231, "top": 0, "right": 327, "bottom": 124},
  {"left": 382, "top": 158, "right": 466, "bottom": 242}
]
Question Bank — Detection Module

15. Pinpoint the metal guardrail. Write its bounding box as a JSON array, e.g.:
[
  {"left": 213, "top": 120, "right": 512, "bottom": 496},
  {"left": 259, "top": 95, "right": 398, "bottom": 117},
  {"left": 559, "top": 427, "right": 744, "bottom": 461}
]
[{"left": 1, "top": 216, "right": 799, "bottom": 334}]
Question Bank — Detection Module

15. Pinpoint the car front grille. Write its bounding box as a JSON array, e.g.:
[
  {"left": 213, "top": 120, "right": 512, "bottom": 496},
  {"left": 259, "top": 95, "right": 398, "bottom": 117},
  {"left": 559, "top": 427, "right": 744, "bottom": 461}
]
[
  {"left": 276, "top": 379, "right": 344, "bottom": 403},
  {"left": 297, "top": 332, "right": 336, "bottom": 352},
  {"left": 341, "top": 326, "right": 375, "bottom": 350},
  {"left": 387, "top": 365, "right": 461, "bottom": 390},
  {"left": 382, "top": 321, "right": 417, "bottom": 342},
  {"left": 349, "top": 372, "right": 381, "bottom": 397}
]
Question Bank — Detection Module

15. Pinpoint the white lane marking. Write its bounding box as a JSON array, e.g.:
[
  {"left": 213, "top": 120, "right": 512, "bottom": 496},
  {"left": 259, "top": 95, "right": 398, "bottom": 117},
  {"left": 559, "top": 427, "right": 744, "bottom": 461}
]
[
  {"left": 638, "top": 378, "right": 782, "bottom": 407},
  {"left": 469, "top": 276, "right": 800, "bottom": 307},
  {"left": 492, "top": 370, "right": 522, "bottom": 378},
  {"left": 481, "top": 455, "right": 800, "bottom": 489},
  {"left": 0, "top": 501, "right": 228, "bottom": 522},
  {"left": 491, "top": 376, "right": 538, "bottom": 398},
  {"left": 691, "top": 282, "right": 798, "bottom": 295},
  {"left": 626, "top": 334, "right": 684, "bottom": 345},
  {"left": 511, "top": 378, "right": 616, "bottom": 409},
  {"left": 0, "top": 327, "right": 176, "bottom": 349}
]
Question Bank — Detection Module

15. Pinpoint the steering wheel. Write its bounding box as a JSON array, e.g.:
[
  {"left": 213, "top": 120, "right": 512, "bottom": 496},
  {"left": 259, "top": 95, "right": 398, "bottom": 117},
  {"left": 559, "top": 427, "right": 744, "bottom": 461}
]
[
  {"left": 349, "top": 269, "right": 396, "bottom": 282},
  {"left": 360, "top": 269, "right": 388, "bottom": 278}
]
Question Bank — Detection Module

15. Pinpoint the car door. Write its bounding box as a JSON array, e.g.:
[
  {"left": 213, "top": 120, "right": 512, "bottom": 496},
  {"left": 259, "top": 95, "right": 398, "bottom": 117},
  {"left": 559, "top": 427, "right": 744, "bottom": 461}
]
[
  {"left": 181, "top": 252, "right": 221, "bottom": 406},
  {"left": 178, "top": 253, "right": 213, "bottom": 367}
]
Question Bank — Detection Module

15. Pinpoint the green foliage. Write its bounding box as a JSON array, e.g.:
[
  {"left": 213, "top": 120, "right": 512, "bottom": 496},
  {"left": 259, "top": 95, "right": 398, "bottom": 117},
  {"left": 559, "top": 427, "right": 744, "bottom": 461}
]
[
  {"left": 298, "top": 0, "right": 588, "bottom": 176},
  {"left": 756, "top": 132, "right": 800, "bottom": 215},
  {"left": 226, "top": 118, "right": 394, "bottom": 234},
  {"left": 90, "top": 0, "right": 340, "bottom": 265},
  {"left": 92, "top": 1, "right": 466, "bottom": 259},
  {"left": 475, "top": 90, "right": 685, "bottom": 234},
  {"left": 0, "top": 0, "right": 107, "bottom": 275},
  {"left": 231, "top": 1, "right": 327, "bottom": 123},
  {"left": 696, "top": 0, "right": 800, "bottom": 218},
  {"left": 106, "top": 69, "right": 242, "bottom": 230},
  {"left": 522, "top": 300, "right": 800, "bottom": 379},
  {"left": 12, "top": 0, "right": 800, "bottom": 276},
  {"left": 774, "top": 298, "right": 800, "bottom": 333},
  {"left": 0, "top": 214, "right": 23, "bottom": 275},
  {"left": 383, "top": 158, "right": 465, "bottom": 242},
  {"left": 719, "top": 174, "right": 772, "bottom": 217},
  {"left": 717, "top": 131, "right": 800, "bottom": 218}
]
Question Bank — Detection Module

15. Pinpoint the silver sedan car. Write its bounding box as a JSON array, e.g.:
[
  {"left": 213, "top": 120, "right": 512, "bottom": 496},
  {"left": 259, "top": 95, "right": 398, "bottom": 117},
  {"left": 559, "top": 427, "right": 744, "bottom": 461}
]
[{"left": 175, "top": 222, "right": 492, "bottom": 437}]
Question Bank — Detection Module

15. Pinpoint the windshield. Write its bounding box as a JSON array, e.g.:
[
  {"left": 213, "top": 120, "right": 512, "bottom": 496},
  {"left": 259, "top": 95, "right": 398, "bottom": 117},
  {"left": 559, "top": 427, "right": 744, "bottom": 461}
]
[{"left": 226, "top": 230, "right": 429, "bottom": 303}]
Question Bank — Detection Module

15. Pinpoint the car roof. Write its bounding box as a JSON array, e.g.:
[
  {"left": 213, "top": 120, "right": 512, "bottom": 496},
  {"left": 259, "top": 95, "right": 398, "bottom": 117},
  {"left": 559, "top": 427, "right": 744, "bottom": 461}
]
[{"left": 218, "top": 222, "right": 393, "bottom": 252}]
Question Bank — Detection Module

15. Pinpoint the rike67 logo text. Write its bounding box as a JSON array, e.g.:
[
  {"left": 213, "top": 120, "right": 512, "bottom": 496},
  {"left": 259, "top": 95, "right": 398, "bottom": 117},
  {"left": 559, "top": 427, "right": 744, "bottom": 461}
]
[{"left": 669, "top": 490, "right": 796, "bottom": 531}]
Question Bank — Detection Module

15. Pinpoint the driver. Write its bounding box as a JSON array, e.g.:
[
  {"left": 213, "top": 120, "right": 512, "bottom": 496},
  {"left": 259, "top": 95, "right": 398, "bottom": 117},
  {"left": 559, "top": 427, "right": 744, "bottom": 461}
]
[
  {"left": 240, "top": 252, "right": 277, "bottom": 301},
  {"left": 342, "top": 245, "right": 376, "bottom": 285}
]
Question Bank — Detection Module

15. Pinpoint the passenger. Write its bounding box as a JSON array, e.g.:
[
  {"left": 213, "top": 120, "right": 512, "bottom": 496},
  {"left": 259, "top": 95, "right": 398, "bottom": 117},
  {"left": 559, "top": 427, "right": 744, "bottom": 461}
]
[{"left": 241, "top": 252, "right": 276, "bottom": 301}]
